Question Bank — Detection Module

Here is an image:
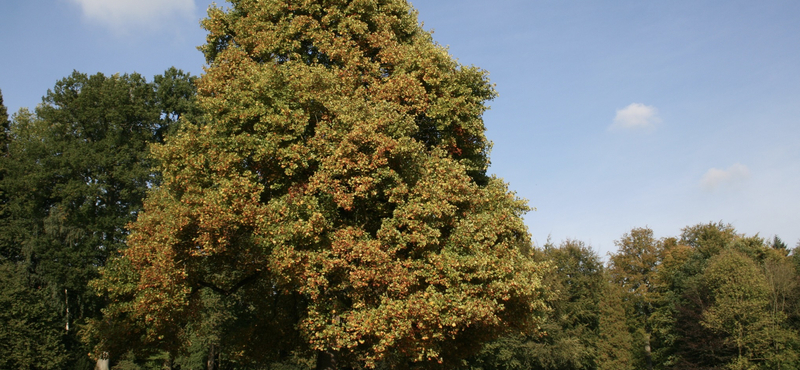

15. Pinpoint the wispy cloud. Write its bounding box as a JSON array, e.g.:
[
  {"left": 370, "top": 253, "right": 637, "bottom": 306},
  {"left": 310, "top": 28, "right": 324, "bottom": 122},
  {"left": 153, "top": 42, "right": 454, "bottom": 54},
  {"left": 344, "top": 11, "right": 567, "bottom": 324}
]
[
  {"left": 611, "top": 103, "right": 660, "bottom": 130},
  {"left": 700, "top": 163, "right": 751, "bottom": 190},
  {"left": 68, "top": 0, "right": 196, "bottom": 34}
]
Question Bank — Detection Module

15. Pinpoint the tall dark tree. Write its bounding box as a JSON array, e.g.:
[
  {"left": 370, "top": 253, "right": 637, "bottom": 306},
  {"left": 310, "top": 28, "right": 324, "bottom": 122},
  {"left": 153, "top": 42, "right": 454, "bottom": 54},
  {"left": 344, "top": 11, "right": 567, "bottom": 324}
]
[
  {"left": 0, "top": 89, "right": 8, "bottom": 150},
  {"left": 0, "top": 89, "right": 11, "bottom": 252},
  {"left": 0, "top": 91, "right": 71, "bottom": 369},
  {"left": 537, "top": 240, "right": 607, "bottom": 370},
  {"left": 0, "top": 69, "right": 195, "bottom": 369},
  {"left": 467, "top": 239, "right": 633, "bottom": 370},
  {"left": 608, "top": 227, "right": 661, "bottom": 370},
  {"left": 95, "top": 1, "right": 548, "bottom": 369},
  {"left": 596, "top": 278, "right": 635, "bottom": 370}
]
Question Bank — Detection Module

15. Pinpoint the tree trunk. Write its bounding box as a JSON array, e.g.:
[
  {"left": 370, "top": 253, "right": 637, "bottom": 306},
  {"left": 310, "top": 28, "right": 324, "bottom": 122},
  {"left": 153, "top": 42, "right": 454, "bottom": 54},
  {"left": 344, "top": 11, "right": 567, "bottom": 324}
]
[
  {"left": 65, "top": 288, "right": 70, "bottom": 331},
  {"left": 94, "top": 352, "right": 109, "bottom": 370},
  {"left": 645, "top": 332, "right": 653, "bottom": 370},
  {"left": 316, "top": 350, "right": 336, "bottom": 370},
  {"left": 207, "top": 343, "right": 218, "bottom": 370}
]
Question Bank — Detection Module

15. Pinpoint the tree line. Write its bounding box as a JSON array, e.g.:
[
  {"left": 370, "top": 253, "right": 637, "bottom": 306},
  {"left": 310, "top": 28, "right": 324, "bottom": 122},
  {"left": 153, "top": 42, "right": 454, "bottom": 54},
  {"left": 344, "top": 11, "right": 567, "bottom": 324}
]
[
  {"left": 1, "top": 0, "right": 799, "bottom": 369},
  {"left": 471, "top": 226, "right": 800, "bottom": 370}
]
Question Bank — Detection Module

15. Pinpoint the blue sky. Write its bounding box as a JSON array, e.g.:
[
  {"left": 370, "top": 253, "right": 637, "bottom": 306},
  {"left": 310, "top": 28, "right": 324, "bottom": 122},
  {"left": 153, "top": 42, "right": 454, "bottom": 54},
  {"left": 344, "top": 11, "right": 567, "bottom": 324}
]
[{"left": 1, "top": 0, "right": 798, "bottom": 256}]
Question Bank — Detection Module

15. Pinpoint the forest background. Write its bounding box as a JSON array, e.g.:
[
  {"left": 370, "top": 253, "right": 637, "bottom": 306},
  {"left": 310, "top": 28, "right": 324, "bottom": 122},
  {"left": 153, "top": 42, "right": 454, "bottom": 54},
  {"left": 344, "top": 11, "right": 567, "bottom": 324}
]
[{"left": 1, "top": 0, "right": 800, "bottom": 370}]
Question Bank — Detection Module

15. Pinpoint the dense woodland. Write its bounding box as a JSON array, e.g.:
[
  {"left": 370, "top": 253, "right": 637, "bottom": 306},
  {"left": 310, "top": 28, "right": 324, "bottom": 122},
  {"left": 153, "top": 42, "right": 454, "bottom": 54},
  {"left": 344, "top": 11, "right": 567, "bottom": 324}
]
[{"left": 1, "top": 1, "right": 799, "bottom": 369}]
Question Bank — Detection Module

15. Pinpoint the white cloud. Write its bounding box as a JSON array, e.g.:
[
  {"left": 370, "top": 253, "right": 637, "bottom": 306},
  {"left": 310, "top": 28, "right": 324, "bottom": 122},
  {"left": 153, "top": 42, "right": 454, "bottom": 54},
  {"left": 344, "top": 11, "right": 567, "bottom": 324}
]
[
  {"left": 611, "top": 103, "right": 660, "bottom": 130},
  {"left": 700, "top": 163, "right": 751, "bottom": 190},
  {"left": 69, "top": 0, "right": 196, "bottom": 33}
]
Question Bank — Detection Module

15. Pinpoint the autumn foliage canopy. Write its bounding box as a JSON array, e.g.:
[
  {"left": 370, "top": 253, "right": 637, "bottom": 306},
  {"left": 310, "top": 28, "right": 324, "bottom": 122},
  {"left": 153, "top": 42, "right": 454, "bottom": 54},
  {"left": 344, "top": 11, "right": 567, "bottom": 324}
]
[{"left": 94, "top": 0, "right": 547, "bottom": 367}]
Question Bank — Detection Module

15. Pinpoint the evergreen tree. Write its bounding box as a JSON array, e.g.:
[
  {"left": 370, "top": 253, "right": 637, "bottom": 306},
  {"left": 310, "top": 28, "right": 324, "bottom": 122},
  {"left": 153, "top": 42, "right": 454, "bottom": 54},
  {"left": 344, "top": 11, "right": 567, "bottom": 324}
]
[
  {"left": 467, "top": 239, "right": 633, "bottom": 370},
  {"left": 608, "top": 227, "right": 660, "bottom": 370},
  {"left": 1, "top": 92, "right": 69, "bottom": 367},
  {"left": 0, "top": 89, "right": 11, "bottom": 256},
  {"left": 0, "top": 69, "right": 195, "bottom": 368},
  {"left": 0, "top": 263, "right": 69, "bottom": 369},
  {"left": 536, "top": 240, "right": 606, "bottom": 370},
  {"left": 95, "top": 1, "right": 548, "bottom": 368},
  {"left": 0, "top": 89, "right": 8, "bottom": 150},
  {"left": 596, "top": 279, "right": 634, "bottom": 370}
]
